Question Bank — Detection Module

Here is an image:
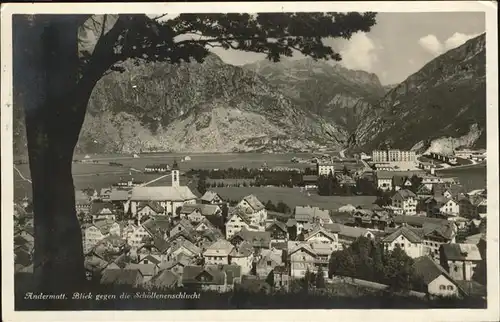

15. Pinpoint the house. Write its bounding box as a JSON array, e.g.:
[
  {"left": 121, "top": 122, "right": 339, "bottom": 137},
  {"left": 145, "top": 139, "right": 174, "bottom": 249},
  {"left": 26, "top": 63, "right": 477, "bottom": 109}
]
[
  {"left": 165, "top": 238, "right": 201, "bottom": 262},
  {"left": 229, "top": 241, "right": 254, "bottom": 275},
  {"left": 294, "top": 206, "right": 332, "bottom": 231},
  {"left": 287, "top": 243, "right": 319, "bottom": 278},
  {"left": 272, "top": 266, "right": 290, "bottom": 291},
  {"left": 99, "top": 187, "right": 113, "bottom": 201},
  {"left": 440, "top": 243, "right": 482, "bottom": 281},
  {"left": 256, "top": 248, "right": 284, "bottom": 277},
  {"left": 352, "top": 209, "right": 392, "bottom": 230},
  {"left": 425, "top": 196, "right": 460, "bottom": 218},
  {"left": 323, "top": 223, "right": 375, "bottom": 248},
  {"left": 317, "top": 162, "right": 335, "bottom": 176},
  {"left": 265, "top": 220, "right": 289, "bottom": 242},
  {"left": 137, "top": 201, "right": 165, "bottom": 219},
  {"left": 302, "top": 175, "right": 318, "bottom": 190},
  {"left": 391, "top": 189, "right": 418, "bottom": 216},
  {"left": 147, "top": 270, "right": 179, "bottom": 290},
  {"left": 203, "top": 239, "right": 235, "bottom": 265},
  {"left": 236, "top": 195, "right": 267, "bottom": 226},
  {"left": 413, "top": 256, "right": 464, "bottom": 298},
  {"left": 169, "top": 219, "right": 195, "bottom": 238},
  {"left": 382, "top": 226, "right": 424, "bottom": 258},
  {"left": 392, "top": 176, "right": 413, "bottom": 191},
  {"left": 159, "top": 256, "right": 192, "bottom": 282},
  {"left": 200, "top": 191, "right": 224, "bottom": 205},
  {"left": 230, "top": 228, "right": 271, "bottom": 251},
  {"left": 90, "top": 202, "right": 116, "bottom": 222},
  {"left": 75, "top": 190, "right": 92, "bottom": 214},
  {"left": 129, "top": 165, "right": 197, "bottom": 215},
  {"left": 100, "top": 268, "right": 144, "bottom": 287},
  {"left": 225, "top": 211, "right": 262, "bottom": 240},
  {"left": 180, "top": 204, "right": 222, "bottom": 222},
  {"left": 416, "top": 184, "right": 433, "bottom": 200},
  {"left": 81, "top": 223, "right": 107, "bottom": 254},
  {"left": 109, "top": 189, "right": 131, "bottom": 211},
  {"left": 182, "top": 265, "right": 229, "bottom": 292},
  {"left": 124, "top": 263, "right": 159, "bottom": 283},
  {"left": 375, "top": 171, "right": 393, "bottom": 191}
]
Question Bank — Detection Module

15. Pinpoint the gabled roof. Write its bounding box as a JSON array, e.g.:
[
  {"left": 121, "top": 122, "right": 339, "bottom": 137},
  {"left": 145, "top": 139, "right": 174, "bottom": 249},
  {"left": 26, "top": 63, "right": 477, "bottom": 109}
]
[
  {"left": 382, "top": 226, "right": 422, "bottom": 244},
  {"left": 393, "top": 189, "right": 417, "bottom": 200},
  {"left": 229, "top": 241, "right": 254, "bottom": 257},
  {"left": 137, "top": 201, "right": 165, "bottom": 213},
  {"left": 324, "top": 223, "right": 370, "bottom": 239},
  {"left": 170, "top": 238, "right": 201, "bottom": 256},
  {"left": 182, "top": 265, "right": 226, "bottom": 285},
  {"left": 304, "top": 226, "right": 337, "bottom": 242},
  {"left": 287, "top": 242, "right": 317, "bottom": 257},
  {"left": 131, "top": 186, "right": 197, "bottom": 202},
  {"left": 201, "top": 191, "right": 221, "bottom": 203},
  {"left": 240, "top": 194, "right": 265, "bottom": 211},
  {"left": 231, "top": 228, "right": 271, "bottom": 248},
  {"left": 100, "top": 268, "right": 143, "bottom": 285},
  {"left": 139, "top": 254, "right": 161, "bottom": 265},
  {"left": 441, "top": 243, "right": 482, "bottom": 261},
  {"left": 90, "top": 202, "right": 115, "bottom": 216},
  {"left": 294, "top": 206, "right": 330, "bottom": 222},
  {"left": 265, "top": 220, "right": 287, "bottom": 233},
  {"left": 148, "top": 270, "right": 179, "bottom": 289},
  {"left": 124, "top": 263, "right": 157, "bottom": 276},
  {"left": 413, "top": 256, "right": 462, "bottom": 291},
  {"left": 203, "top": 239, "right": 234, "bottom": 257}
]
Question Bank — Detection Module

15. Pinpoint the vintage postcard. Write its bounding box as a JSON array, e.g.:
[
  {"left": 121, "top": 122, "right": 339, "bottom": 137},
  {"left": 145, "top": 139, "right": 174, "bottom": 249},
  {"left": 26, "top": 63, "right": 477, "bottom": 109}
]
[{"left": 1, "top": 1, "right": 498, "bottom": 321}]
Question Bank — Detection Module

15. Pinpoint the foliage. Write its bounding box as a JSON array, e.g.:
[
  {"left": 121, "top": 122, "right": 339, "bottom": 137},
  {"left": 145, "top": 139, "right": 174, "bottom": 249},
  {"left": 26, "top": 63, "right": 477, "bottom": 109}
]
[
  {"left": 265, "top": 270, "right": 275, "bottom": 287},
  {"left": 374, "top": 189, "right": 393, "bottom": 207},
  {"left": 409, "top": 175, "right": 423, "bottom": 193},
  {"left": 197, "top": 175, "right": 207, "bottom": 196},
  {"left": 328, "top": 237, "right": 421, "bottom": 292},
  {"left": 315, "top": 266, "right": 326, "bottom": 289}
]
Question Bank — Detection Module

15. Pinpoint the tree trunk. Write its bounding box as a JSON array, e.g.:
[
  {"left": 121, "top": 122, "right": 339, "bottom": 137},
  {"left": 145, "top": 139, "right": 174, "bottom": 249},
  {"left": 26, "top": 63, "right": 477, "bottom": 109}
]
[{"left": 14, "top": 15, "right": 89, "bottom": 292}]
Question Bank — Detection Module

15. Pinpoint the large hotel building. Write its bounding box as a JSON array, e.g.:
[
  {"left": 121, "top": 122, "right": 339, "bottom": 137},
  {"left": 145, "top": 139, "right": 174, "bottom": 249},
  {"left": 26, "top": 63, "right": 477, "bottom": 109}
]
[{"left": 372, "top": 149, "right": 416, "bottom": 162}]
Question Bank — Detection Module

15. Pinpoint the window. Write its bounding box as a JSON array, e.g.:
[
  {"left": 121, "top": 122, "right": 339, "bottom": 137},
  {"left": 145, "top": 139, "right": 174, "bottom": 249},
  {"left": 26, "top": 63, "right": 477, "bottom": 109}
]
[
  {"left": 454, "top": 266, "right": 459, "bottom": 272},
  {"left": 439, "top": 285, "right": 446, "bottom": 290},
  {"left": 267, "top": 261, "right": 272, "bottom": 266},
  {"left": 447, "top": 285, "right": 454, "bottom": 291}
]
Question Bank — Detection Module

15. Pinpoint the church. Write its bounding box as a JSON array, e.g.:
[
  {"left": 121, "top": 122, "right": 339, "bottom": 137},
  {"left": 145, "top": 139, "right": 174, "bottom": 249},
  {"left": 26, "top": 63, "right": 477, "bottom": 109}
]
[{"left": 129, "top": 161, "right": 197, "bottom": 216}]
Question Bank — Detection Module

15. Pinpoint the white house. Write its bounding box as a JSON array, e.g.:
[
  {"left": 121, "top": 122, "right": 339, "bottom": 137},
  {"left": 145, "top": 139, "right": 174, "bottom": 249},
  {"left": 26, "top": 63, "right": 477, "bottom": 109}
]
[
  {"left": 391, "top": 189, "right": 418, "bottom": 216},
  {"left": 229, "top": 242, "right": 254, "bottom": 275},
  {"left": 130, "top": 166, "right": 197, "bottom": 216},
  {"left": 225, "top": 211, "right": 263, "bottom": 240},
  {"left": 375, "top": 171, "right": 393, "bottom": 191},
  {"left": 382, "top": 226, "right": 424, "bottom": 258},
  {"left": 203, "top": 239, "right": 235, "bottom": 266},
  {"left": 413, "top": 256, "right": 464, "bottom": 298},
  {"left": 236, "top": 195, "right": 267, "bottom": 226}
]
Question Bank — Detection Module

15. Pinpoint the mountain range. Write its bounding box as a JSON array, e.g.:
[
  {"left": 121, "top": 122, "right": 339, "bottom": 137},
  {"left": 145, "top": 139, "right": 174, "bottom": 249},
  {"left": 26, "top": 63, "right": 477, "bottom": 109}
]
[{"left": 13, "top": 33, "right": 486, "bottom": 156}]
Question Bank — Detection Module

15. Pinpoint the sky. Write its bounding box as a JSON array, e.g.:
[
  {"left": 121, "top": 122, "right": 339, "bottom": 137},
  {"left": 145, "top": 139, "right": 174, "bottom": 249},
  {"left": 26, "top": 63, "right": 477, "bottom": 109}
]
[{"left": 158, "top": 12, "right": 485, "bottom": 85}]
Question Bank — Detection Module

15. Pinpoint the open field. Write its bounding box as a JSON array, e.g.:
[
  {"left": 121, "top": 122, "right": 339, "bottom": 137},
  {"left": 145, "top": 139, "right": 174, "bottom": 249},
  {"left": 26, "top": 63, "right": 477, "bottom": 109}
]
[
  {"left": 212, "top": 187, "right": 377, "bottom": 210},
  {"left": 72, "top": 152, "right": 322, "bottom": 171}
]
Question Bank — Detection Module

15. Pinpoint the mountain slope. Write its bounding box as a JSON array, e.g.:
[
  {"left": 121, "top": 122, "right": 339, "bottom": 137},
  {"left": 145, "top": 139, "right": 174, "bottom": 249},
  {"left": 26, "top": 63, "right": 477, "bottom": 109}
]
[
  {"left": 76, "top": 54, "right": 347, "bottom": 153},
  {"left": 243, "top": 58, "right": 386, "bottom": 133},
  {"left": 353, "top": 33, "right": 486, "bottom": 154}
]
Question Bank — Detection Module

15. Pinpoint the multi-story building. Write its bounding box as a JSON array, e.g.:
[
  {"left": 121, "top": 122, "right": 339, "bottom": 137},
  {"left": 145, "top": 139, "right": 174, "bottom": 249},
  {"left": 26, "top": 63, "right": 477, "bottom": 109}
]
[
  {"left": 391, "top": 189, "right": 418, "bottom": 216},
  {"left": 372, "top": 150, "right": 388, "bottom": 162},
  {"left": 317, "top": 163, "right": 335, "bottom": 176},
  {"left": 373, "top": 149, "right": 416, "bottom": 162}
]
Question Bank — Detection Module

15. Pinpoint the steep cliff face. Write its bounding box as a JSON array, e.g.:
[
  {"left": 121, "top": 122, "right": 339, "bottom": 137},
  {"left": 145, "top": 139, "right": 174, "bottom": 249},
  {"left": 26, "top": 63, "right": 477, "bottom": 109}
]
[
  {"left": 354, "top": 33, "right": 486, "bottom": 153},
  {"left": 243, "top": 58, "right": 386, "bottom": 133},
  {"left": 76, "top": 54, "right": 346, "bottom": 153}
]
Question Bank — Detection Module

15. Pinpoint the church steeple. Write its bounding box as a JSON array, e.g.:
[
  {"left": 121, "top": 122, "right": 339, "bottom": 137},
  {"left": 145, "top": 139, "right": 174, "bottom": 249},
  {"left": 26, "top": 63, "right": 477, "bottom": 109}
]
[{"left": 171, "top": 160, "right": 180, "bottom": 187}]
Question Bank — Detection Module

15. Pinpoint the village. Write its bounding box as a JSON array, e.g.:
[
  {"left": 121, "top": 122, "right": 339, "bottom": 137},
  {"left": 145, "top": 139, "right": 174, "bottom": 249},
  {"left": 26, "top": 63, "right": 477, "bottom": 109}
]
[{"left": 13, "top": 148, "right": 488, "bottom": 300}]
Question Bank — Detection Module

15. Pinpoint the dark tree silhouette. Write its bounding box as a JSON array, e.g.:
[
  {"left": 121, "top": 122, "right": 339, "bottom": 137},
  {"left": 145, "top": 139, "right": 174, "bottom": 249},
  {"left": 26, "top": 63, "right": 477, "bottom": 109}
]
[{"left": 13, "top": 12, "right": 377, "bottom": 291}]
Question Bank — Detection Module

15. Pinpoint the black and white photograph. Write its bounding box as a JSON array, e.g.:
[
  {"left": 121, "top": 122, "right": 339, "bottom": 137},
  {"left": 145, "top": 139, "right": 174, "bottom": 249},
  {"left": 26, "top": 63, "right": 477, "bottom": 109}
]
[{"left": 1, "top": 2, "right": 498, "bottom": 321}]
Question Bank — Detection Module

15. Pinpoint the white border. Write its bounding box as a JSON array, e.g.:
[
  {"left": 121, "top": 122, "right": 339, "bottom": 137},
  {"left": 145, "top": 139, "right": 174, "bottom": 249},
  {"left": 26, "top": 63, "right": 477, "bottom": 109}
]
[{"left": 1, "top": 2, "right": 498, "bottom": 322}]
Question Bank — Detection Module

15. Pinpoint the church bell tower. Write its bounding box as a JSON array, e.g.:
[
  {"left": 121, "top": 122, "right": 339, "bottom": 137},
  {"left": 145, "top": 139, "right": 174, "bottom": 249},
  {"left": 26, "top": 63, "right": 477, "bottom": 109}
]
[{"left": 171, "top": 160, "right": 180, "bottom": 187}]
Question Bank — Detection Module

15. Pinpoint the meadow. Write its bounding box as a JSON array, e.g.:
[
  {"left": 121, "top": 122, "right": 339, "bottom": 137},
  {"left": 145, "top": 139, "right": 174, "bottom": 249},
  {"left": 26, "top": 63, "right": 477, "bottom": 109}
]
[{"left": 212, "top": 187, "right": 377, "bottom": 211}]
